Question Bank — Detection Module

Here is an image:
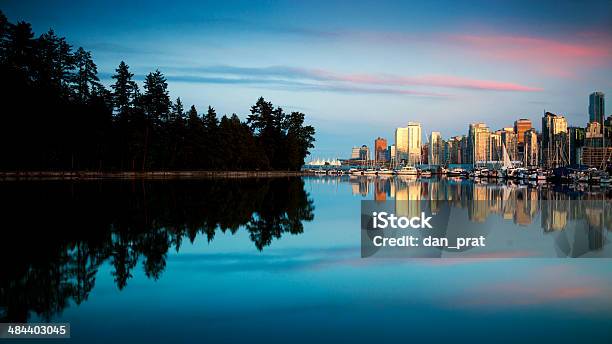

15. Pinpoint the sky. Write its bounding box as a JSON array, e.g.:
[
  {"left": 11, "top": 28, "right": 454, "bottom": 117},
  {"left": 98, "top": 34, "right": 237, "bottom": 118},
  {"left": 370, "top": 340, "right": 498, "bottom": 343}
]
[{"left": 2, "top": 0, "right": 612, "bottom": 158}]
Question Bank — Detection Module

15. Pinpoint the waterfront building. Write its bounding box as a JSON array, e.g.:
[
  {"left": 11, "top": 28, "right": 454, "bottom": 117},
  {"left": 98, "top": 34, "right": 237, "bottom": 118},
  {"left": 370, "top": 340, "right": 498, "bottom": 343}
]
[
  {"left": 589, "top": 91, "right": 605, "bottom": 126},
  {"left": 582, "top": 122, "right": 612, "bottom": 167},
  {"left": 429, "top": 132, "right": 443, "bottom": 165},
  {"left": 406, "top": 122, "right": 422, "bottom": 165},
  {"left": 388, "top": 144, "right": 396, "bottom": 165},
  {"left": 524, "top": 129, "right": 539, "bottom": 167},
  {"left": 489, "top": 131, "right": 503, "bottom": 161},
  {"left": 447, "top": 136, "right": 465, "bottom": 164},
  {"left": 514, "top": 119, "right": 532, "bottom": 163},
  {"left": 581, "top": 146, "right": 612, "bottom": 168},
  {"left": 514, "top": 119, "right": 532, "bottom": 144},
  {"left": 374, "top": 137, "right": 388, "bottom": 163},
  {"left": 359, "top": 145, "right": 370, "bottom": 161},
  {"left": 395, "top": 127, "right": 408, "bottom": 162},
  {"left": 460, "top": 136, "right": 470, "bottom": 164},
  {"left": 541, "top": 112, "right": 568, "bottom": 168},
  {"left": 501, "top": 128, "right": 519, "bottom": 162},
  {"left": 351, "top": 147, "right": 360, "bottom": 159},
  {"left": 468, "top": 123, "right": 490, "bottom": 164},
  {"left": 421, "top": 143, "right": 429, "bottom": 165},
  {"left": 568, "top": 127, "right": 585, "bottom": 165}
]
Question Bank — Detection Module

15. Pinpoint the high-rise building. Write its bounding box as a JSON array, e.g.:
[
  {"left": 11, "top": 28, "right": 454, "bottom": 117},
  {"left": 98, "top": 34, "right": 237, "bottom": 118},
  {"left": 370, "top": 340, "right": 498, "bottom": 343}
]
[
  {"left": 489, "top": 131, "right": 503, "bottom": 161},
  {"left": 388, "top": 144, "right": 396, "bottom": 164},
  {"left": 582, "top": 121, "right": 611, "bottom": 167},
  {"left": 406, "top": 122, "right": 422, "bottom": 165},
  {"left": 541, "top": 112, "right": 568, "bottom": 167},
  {"left": 447, "top": 136, "right": 465, "bottom": 164},
  {"left": 589, "top": 91, "right": 605, "bottom": 127},
  {"left": 351, "top": 147, "right": 361, "bottom": 159},
  {"left": 568, "top": 127, "right": 585, "bottom": 165},
  {"left": 395, "top": 127, "right": 408, "bottom": 162},
  {"left": 469, "top": 123, "right": 490, "bottom": 164},
  {"left": 421, "top": 143, "right": 429, "bottom": 165},
  {"left": 359, "top": 145, "right": 370, "bottom": 161},
  {"left": 501, "top": 128, "right": 518, "bottom": 162},
  {"left": 374, "top": 137, "right": 388, "bottom": 163},
  {"left": 524, "top": 129, "right": 539, "bottom": 167},
  {"left": 514, "top": 119, "right": 532, "bottom": 144},
  {"left": 429, "top": 132, "right": 443, "bottom": 165},
  {"left": 351, "top": 147, "right": 360, "bottom": 159}
]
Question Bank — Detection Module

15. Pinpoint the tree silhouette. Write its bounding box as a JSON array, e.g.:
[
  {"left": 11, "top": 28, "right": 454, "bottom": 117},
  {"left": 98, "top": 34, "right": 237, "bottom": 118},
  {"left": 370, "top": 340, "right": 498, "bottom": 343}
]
[
  {"left": 0, "top": 177, "right": 315, "bottom": 322},
  {"left": 0, "top": 13, "right": 316, "bottom": 172}
]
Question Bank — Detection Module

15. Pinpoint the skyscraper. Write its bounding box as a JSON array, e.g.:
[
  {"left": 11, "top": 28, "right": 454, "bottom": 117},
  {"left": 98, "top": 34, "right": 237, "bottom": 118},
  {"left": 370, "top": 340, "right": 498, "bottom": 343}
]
[
  {"left": 359, "top": 145, "right": 370, "bottom": 161},
  {"left": 374, "top": 137, "right": 388, "bottom": 163},
  {"left": 469, "top": 123, "right": 490, "bottom": 164},
  {"left": 524, "top": 129, "right": 539, "bottom": 167},
  {"left": 489, "top": 131, "right": 502, "bottom": 161},
  {"left": 514, "top": 119, "right": 532, "bottom": 144},
  {"left": 406, "top": 122, "right": 422, "bottom": 165},
  {"left": 395, "top": 122, "right": 422, "bottom": 165},
  {"left": 589, "top": 91, "right": 605, "bottom": 127},
  {"left": 541, "top": 112, "right": 568, "bottom": 167},
  {"left": 501, "top": 128, "right": 518, "bottom": 162},
  {"left": 395, "top": 127, "right": 408, "bottom": 162},
  {"left": 351, "top": 147, "right": 360, "bottom": 159},
  {"left": 429, "top": 131, "right": 443, "bottom": 165}
]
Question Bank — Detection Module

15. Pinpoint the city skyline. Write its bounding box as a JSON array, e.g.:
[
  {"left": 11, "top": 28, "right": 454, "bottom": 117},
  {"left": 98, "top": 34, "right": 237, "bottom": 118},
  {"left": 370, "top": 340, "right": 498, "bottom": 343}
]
[
  {"left": 343, "top": 91, "right": 604, "bottom": 165},
  {"left": 3, "top": 0, "right": 611, "bottom": 158}
]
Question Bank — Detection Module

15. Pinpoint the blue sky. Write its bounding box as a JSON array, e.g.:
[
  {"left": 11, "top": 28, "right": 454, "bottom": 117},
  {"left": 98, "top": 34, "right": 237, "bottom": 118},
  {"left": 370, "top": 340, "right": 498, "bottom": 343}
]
[{"left": 3, "top": 0, "right": 612, "bottom": 158}]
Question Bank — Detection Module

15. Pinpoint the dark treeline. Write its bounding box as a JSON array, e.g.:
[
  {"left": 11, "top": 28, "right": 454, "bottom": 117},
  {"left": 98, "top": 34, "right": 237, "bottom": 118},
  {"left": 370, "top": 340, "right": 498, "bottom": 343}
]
[
  {"left": 0, "top": 12, "right": 315, "bottom": 171},
  {"left": 0, "top": 178, "right": 314, "bottom": 322}
]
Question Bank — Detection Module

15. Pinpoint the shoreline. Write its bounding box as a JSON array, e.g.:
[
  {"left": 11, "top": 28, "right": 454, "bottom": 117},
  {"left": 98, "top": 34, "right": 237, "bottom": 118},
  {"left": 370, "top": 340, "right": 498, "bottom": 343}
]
[{"left": 0, "top": 170, "right": 309, "bottom": 181}]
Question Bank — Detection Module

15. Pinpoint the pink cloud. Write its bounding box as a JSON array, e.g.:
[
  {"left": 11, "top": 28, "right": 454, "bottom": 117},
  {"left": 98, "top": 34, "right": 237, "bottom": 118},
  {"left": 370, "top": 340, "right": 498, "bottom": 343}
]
[
  {"left": 449, "top": 33, "right": 612, "bottom": 77},
  {"left": 309, "top": 69, "right": 542, "bottom": 92}
]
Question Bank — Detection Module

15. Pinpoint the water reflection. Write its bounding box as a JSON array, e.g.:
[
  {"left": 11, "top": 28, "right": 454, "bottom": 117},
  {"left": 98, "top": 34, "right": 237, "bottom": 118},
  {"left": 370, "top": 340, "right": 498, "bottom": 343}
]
[
  {"left": 342, "top": 175, "right": 612, "bottom": 226},
  {"left": 331, "top": 175, "right": 611, "bottom": 255},
  {"left": 0, "top": 178, "right": 314, "bottom": 322}
]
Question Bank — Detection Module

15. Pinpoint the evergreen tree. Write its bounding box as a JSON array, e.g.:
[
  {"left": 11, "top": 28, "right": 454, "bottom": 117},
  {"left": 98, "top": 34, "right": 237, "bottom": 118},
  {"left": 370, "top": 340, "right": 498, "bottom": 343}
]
[
  {"left": 5, "top": 21, "right": 36, "bottom": 76},
  {"left": 0, "top": 14, "right": 315, "bottom": 172},
  {"left": 36, "top": 29, "right": 74, "bottom": 97},
  {"left": 73, "top": 47, "right": 101, "bottom": 103},
  {"left": 285, "top": 112, "right": 316, "bottom": 170},
  {"left": 142, "top": 69, "right": 170, "bottom": 122},
  {"left": 171, "top": 97, "right": 184, "bottom": 121},
  {"left": 111, "top": 61, "right": 138, "bottom": 114}
]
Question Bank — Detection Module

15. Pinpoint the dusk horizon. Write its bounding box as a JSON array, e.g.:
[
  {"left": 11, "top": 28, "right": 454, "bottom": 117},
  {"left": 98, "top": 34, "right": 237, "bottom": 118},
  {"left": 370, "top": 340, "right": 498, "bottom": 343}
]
[
  {"left": 2, "top": 2, "right": 612, "bottom": 344},
  {"left": 4, "top": 0, "right": 611, "bottom": 158}
]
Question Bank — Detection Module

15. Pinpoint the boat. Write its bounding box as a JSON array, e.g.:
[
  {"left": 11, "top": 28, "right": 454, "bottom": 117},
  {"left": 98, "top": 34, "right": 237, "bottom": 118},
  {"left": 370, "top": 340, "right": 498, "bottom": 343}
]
[
  {"left": 528, "top": 169, "right": 547, "bottom": 181},
  {"left": 378, "top": 168, "right": 394, "bottom": 175},
  {"left": 349, "top": 168, "right": 363, "bottom": 176},
  {"left": 395, "top": 166, "right": 418, "bottom": 175},
  {"left": 419, "top": 170, "right": 432, "bottom": 177},
  {"left": 447, "top": 168, "right": 465, "bottom": 177}
]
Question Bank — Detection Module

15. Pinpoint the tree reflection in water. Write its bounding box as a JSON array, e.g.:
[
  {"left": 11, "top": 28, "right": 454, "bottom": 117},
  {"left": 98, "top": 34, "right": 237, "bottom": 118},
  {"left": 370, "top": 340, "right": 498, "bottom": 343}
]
[{"left": 0, "top": 178, "right": 314, "bottom": 322}]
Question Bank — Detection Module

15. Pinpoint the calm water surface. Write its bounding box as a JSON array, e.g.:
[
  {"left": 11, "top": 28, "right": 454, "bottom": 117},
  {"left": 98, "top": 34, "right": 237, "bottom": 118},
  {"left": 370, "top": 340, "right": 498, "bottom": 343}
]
[{"left": 1, "top": 176, "right": 611, "bottom": 343}]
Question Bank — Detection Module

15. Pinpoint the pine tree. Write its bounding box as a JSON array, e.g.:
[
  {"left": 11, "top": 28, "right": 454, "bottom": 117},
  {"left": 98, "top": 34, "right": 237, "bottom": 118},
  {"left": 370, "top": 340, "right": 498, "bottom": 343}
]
[
  {"left": 142, "top": 69, "right": 170, "bottom": 122},
  {"left": 73, "top": 47, "right": 101, "bottom": 103},
  {"left": 111, "top": 61, "right": 138, "bottom": 114},
  {"left": 36, "top": 29, "right": 74, "bottom": 97}
]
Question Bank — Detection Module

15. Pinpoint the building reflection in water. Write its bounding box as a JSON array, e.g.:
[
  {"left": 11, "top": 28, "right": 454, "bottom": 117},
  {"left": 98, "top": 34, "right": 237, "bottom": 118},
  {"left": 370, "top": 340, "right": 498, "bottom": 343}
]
[{"left": 343, "top": 175, "right": 611, "bottom": 251}]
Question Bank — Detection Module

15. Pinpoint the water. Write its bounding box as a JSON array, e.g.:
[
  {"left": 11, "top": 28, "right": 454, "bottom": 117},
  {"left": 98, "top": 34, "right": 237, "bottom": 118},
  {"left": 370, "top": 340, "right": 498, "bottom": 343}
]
[{"left": 1, "top": 176, "right": 611, "bottom": 343}]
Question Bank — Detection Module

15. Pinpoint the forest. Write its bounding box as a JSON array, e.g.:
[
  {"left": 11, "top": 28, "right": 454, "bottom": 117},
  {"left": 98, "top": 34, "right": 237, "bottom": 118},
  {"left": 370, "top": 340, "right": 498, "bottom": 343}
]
[{"left": 0, "top": 11, "right": 315, "bottom": 171}]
